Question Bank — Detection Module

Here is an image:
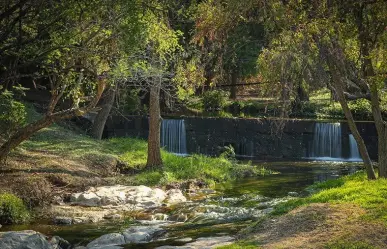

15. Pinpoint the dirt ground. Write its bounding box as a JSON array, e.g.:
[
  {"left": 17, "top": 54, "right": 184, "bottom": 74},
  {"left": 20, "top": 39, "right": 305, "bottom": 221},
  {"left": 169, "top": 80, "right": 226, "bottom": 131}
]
[{"left": 245, "top": 203, "right": 387, "bottom": 249}]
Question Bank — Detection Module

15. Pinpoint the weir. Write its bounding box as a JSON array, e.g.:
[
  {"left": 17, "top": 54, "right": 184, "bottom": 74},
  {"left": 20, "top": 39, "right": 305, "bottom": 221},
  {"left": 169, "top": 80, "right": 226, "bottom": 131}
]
[
  {"left": 161, "top": 119, "right": 187, "bottom": 155},
  {"left": 309, "top": 123, "right": 362, "bottom": 161}
]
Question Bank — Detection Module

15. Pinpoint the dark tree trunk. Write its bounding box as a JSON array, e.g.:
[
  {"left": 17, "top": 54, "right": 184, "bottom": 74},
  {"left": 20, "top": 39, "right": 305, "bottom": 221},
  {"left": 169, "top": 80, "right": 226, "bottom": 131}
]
[
  {"left": 146, "top": 85, "right": 162, "bottom": 168},
  {"left": 230, "top": 70, "right": 238, "bottom": 100},
  {"left": 90, "top": 85, "right": 116, "bottom": 140}
]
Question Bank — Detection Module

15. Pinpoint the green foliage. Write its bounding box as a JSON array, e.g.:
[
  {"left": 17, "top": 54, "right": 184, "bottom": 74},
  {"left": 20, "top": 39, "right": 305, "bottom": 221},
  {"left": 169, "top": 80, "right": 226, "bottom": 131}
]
[
  {"left": 273, "top": 172, "right": 387, "bottom": 224},
  {"left": 348, "top": 99, "right": 373, "bottom": 120},
  {"left": 0, "top": 91, "right": 26, "bottom": 138},
  {"left": 0, "top": 193, "right": 29, "bottom": 224},
  {"left": 202, "top": 90, "right": 229, "bottom": 112}
]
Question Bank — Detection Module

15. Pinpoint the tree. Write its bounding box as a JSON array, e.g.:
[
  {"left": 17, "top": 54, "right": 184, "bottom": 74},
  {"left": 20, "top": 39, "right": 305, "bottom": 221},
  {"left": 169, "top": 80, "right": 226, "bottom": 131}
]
[
  {"left": 259, "top": 0, "right": 387, "bottom": 179},
  {"left": 0, "top": 0, "right": 143, "bottom": 162},
  {"left": 122, "top": 9, "right": 182, "bottom": 168},
  {"left": 193, "top": 0, "right": 265, "bottom": 99}
]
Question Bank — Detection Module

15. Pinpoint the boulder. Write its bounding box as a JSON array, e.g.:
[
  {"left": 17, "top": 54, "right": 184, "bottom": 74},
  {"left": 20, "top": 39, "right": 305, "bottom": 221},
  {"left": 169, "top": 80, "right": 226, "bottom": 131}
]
[
  {"left": 0, "top": 230, "right": 53, "bottom": 249},
  {"left": 49, "top": 236, "right": 71, "bottom": 249},
  {"left": 122, "top": 225, "right": 166, "bottom": 243},
  {"left": 86, "top": 233, "right": 125, "bottom": 248},
  {"left": 71, "top": 192, "right": 101, "bottom": 207}
]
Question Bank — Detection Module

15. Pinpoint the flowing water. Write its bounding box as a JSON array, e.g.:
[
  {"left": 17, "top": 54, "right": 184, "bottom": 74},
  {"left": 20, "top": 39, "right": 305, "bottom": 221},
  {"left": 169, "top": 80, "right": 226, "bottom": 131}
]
[
  {"left": 1, "top": 161, "right": 363, "bottom": 248},
  {"left": 308, "top": 123, "right": 363, "bottom": 161},
  {"left": 161, "top": 119, "right": 187, "bottom": 155}
]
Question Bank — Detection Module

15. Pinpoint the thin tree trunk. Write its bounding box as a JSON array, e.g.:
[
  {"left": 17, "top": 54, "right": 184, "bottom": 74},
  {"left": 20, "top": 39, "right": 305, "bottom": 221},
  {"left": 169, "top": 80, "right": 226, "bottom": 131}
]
[
  {"left": 230, "top": 70, "right": 238, "bottom": 100},
  {"left": 146, "top": 85, "right": 162, "bottom": 168},
  {"left": 90, "top": 85, "right": 116, "bottom": 140},
  {"left": 0, "top": 78, "right": 106, "bottom": 163}
]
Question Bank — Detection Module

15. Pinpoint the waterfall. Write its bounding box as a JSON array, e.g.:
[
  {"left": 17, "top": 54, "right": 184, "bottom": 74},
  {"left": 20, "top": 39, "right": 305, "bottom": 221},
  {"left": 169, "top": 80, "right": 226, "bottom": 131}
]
[
  {"left": 309, "top": 123, "right": 342, "bottom": 159},
  {"left": 349, "top": 134, "right": 361, "bottom": 160},
  {"left": 161, "top": 119, "right": 187, "bottom": 155}
]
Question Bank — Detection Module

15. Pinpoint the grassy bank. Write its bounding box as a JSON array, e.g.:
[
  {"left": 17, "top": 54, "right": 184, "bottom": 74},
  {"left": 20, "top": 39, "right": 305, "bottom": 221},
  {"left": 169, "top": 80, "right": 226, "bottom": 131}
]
[
  {"left": 223, "top": 172, "right": 387, "bottom": 249},
  {"left": 273, "top": 172, "right": 387, "bottom": 224},
  {"left": 17, "top": 124, "right": 270, "bottom": 187}
]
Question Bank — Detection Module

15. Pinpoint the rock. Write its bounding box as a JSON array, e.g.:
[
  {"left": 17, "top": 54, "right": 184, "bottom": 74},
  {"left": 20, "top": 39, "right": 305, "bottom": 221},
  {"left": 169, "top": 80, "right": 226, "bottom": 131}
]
[
  {"left": 288, "top": 191, "right": 299, "bottom": 197},
  {"left": 86, "top": 233, "right": 125, "bottom": 248},
  {"left": 71, "top": 192, "right": 101, "bottom": 207},
  {"left": 155, "top": 236, "right": 234, "bottom": 249},
  {"left": 70, "top": 185, "right": 168, "bottom": 210},
  {"left": 0, "top": 230, "right": 53, "bottom": 249},
  {"left": 53, "top": 216, "right": 73, "bottom": 225},
  {"left": 49, "top": 236, "right": 71, "bottom": 249},
  {"left": 85, "top": 225, "right": 166, "bottom": 248},
  {"left": 175, "top": 238, "right": 193, "bottom": 243},
  {"left": 165, "top": 189, "right": 187, "bottom": 204},
  {"left": 152, "top": 213, "right": 168, "bottom": 221},
  {"left": 122, "top": 225, "right": 166, "bottom": 243},
  {"left": 104, "top": 214, "right": 122, "bottom": 220}
]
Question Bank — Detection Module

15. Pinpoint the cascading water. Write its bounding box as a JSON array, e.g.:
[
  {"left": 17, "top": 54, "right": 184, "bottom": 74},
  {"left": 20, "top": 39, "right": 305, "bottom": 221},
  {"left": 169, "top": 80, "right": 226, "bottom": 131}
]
[
  {"left": 309, "top": 123, "right": 342, "bottom": 160},
  {"left": 161, "top": 119, "right": 187, "bottom": 155},
  {"left": 349, "top": 134, "right": 361, "bottom": 160}
]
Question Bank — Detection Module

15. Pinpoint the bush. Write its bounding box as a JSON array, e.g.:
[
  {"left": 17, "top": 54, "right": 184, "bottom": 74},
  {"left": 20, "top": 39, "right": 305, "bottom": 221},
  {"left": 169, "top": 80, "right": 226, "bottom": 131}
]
[
  {"left": 0, "top": 90, "right": 26, "bottom": 138},
  {"left": 201, "top": 90, "right": 229, "bottom": 112},
  {"left": 348, "top": 99, "right": 372, "bottom": 120},
  {"left": 14, "top": 176, "right": 53, "bottom": 208},
  {"left": 0, "top": 193, "right": 29, "bottom": 224}
]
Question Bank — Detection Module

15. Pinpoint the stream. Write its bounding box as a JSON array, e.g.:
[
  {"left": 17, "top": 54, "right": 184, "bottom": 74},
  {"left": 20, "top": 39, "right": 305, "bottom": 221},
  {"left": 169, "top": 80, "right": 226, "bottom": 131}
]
[{"left": 1, "top": 161, "right": 362, "bottom": 248}]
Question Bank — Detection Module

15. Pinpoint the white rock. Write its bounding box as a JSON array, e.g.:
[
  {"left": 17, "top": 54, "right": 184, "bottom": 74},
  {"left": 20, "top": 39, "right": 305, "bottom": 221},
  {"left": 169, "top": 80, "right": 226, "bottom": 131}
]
[
  {"left": 166, "top": 189, "right": 187, "bottom": 204},
  {"left": 71, "top": 192, "right": 101, "bottom": 207}
]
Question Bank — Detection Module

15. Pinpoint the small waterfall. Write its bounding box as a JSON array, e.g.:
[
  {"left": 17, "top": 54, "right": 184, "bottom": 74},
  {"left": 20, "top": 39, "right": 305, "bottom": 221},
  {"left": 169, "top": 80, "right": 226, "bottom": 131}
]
[
  {"left": 309, "top": 123, "right": 342, "bottom": 159},
  {"left": 238, "top": 139, "right": 254, "bottom": 158},
  {"left": 349, "top": 134, "right": 361, "bottom": 160},
  {"left": 161, "top": 119, "right": 187, "bottom": 155}
]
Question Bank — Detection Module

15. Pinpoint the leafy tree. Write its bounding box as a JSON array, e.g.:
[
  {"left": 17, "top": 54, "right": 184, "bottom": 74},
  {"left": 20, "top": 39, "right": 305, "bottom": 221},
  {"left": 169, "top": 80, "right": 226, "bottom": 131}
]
[
  {"left": 0, "top": 0, "right": 143, "bottom": 162},
  {"left": 260, "top": 0, "right": 387, "bottom": 179}
]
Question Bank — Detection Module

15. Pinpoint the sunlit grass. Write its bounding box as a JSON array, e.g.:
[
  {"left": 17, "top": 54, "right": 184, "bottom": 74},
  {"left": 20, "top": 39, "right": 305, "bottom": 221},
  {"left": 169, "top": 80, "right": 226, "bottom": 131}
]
[
  {"left": 19, "top": 118, "right": 272, "bottom": 186},
  {"left": 273, "top": 172, "right": 387, "bottom": 224}
]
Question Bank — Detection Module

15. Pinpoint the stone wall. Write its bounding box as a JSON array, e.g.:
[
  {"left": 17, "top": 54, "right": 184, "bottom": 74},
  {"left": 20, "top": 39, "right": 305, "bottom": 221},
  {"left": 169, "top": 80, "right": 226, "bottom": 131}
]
[{"left": 104, "top": 116, "right": 378, "bottom": 160}]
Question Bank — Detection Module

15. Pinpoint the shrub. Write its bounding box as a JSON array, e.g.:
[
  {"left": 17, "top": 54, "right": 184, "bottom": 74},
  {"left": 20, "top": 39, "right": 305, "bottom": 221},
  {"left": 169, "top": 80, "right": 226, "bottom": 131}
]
[
  {"left": 348, "top": 99, "right": 372, "bottom": 120},
  {"left": 201, "top": 90, "right": 229, "bottom": 112},
  {"left": 0, "top": 193, "right": 29, "bottom": 224},
  {"left": 0, "top": 90, "right": 26, "bottom": 138},
  {"left": 14, "top": 176, "right": 53, "bottom": 208}
]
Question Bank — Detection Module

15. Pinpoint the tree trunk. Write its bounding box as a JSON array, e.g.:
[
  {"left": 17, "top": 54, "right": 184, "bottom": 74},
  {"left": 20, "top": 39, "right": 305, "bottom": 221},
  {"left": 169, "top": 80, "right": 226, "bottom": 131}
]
[
  {"left": 230, "top": 70, "right": 238, "bottom": 100},
  {"left": 335, "top": 86, "right": 376, "bottom": 179},
  {"left": 90, "top": 85, "right": 116, "bottom": 140},
  {"left": 0, "top": 116, "right": 54, "bottom": 163},
  {"left": 146, "top": 85, "right": 162, "bottom": 168}
]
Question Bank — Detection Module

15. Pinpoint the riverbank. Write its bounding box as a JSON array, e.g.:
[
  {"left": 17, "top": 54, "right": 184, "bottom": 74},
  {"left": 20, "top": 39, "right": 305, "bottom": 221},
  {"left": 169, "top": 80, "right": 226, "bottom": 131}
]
[
  {"left": 0, "top": 109, "right": 272, "bottom": 225},
  {"left": 223, "top": 172, "right": 387, "bottom": 249}
]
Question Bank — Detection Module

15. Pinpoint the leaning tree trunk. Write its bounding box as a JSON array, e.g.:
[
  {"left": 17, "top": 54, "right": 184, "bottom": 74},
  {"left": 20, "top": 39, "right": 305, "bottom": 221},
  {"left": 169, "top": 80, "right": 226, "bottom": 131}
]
[
  {"left": 146, "top": 85, "right": 163, "bottom": 168},
  {"left": 0, "top": 116, "right": 54, "bottom": 163},
  {"left": 335, "top": 84, "right": 376, "bottom": 180},
  {"left": 90, "top": 86, "right": 116, "bottom": 140}
]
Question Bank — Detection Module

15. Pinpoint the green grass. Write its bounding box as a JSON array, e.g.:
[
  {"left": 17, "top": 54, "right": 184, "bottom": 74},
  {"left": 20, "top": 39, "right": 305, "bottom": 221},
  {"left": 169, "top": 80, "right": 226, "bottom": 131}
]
[
  {"left": 19, "top": 118, "right": 271, "bottom": 186},
  {"left": 273, "top": 172, "right": 387, "bottom": 224},
  {"left": 216, "top": 241, "right": 261, "bottom": 249}
]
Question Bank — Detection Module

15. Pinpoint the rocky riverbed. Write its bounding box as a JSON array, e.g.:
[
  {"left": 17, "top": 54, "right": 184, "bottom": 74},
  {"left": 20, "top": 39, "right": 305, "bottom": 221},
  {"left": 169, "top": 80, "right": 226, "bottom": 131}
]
[{"left": 1, "top": 162, "right": 362, "bottom": 249}]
